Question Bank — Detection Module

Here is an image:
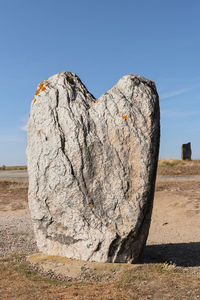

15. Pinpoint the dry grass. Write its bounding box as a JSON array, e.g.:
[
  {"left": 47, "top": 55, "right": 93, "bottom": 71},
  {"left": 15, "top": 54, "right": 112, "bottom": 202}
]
[
  {"left": 0, "top": 255, "right": 200, "bottom": 299},
  {"left": 0, "top": 180, "right": 28, "bottom": 213},
  {"left": 0, "top": 165, "right": 27, "bottom": 171},
  {"left": 158, "top": 159, "right": 200, "bottom": 175}
]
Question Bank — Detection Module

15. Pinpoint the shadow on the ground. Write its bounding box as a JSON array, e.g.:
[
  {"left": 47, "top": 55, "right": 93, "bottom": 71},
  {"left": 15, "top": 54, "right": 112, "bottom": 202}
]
[{"left": 139, "top": 242, "right": 200, "bottom": 267}]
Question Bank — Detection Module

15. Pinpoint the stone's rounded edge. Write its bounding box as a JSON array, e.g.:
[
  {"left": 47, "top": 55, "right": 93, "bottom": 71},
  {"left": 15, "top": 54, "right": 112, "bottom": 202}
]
[
  {"left": 115, "top": 74, "right": 158, "bottom": 101},
  {"left": 31, "top": 70, "right": 96, "bottom": 107},
  {"left": 34, "top": 71, "right": 157, "bottom": 95},
  {"left": 44, "top": 70, "right": 76, "bottom": 81},
  {"left": 45, "top": 71, "right": 95, "bottom": 95},
  {"left": 48, "top": 71, "right": 77, "bottom": 86},
  {"left": 113, "top": 73, "right": 159, "bottom": 111},
  {"left": 118, "top": 74, "right": 157, "bottom": 88}
]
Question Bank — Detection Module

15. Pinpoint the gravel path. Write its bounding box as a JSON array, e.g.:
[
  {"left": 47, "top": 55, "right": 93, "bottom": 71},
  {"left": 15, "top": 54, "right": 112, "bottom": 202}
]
[
  {"left": 0, "top": 170, "right": 28, "bottom": 180},
  {"left": 158, "top": 175, "right": 200, "bottom": 182},
  {"left": 0, "top": 214, "right": 38, "bottom": 257}
]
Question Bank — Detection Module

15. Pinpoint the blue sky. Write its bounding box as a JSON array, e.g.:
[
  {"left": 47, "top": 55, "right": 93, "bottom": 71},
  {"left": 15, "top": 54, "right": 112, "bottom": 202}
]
[{"left": 0, "top": 0, "right": 200, "bottom": 165}]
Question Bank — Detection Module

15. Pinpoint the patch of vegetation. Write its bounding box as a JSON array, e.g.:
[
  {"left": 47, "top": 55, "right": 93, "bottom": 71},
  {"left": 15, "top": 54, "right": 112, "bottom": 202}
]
[
  {"left": 158, "top": 159, "right": 200, "bottom": 175},
  {"left": 0, "top": 179, "right": 28, "bottom": 188},
  {"left": 1, "top": 254, "right": 200, "bottom": 299},
  {"left": 0, "top": 165, "right": 27, "bottom": 171},
  {"left": 0, "top": 254, "right": 66, "bottom": 284}
]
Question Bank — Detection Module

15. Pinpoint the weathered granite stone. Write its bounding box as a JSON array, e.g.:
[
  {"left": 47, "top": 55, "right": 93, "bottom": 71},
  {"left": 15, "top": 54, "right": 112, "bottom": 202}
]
[
  {"left": 181, "top": 143, "right": 192, "bottom": 160},
  {"left": 27, "top": 71, "right": 160, "bottom": 263}
]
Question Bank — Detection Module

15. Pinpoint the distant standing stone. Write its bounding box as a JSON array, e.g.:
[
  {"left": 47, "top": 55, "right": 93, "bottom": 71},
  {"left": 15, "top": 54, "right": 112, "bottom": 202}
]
[
  {"left": 27, "top": 71, "right": 160, "bottom": 263},
  {"left": 181, "top": 143, "right": 192, "bottom": 160}
]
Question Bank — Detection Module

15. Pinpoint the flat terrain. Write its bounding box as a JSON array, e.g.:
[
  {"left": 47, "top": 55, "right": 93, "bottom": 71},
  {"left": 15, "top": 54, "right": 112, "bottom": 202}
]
[
  {"left": 0, "top": 160, "right": 200, "bottom": 299},
  {"left": 0, "top": 170, "right": 28, "bottom": 180}
]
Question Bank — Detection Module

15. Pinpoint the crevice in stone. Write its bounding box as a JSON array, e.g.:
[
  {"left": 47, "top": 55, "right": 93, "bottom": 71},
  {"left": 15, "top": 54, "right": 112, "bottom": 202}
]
[
  {"left": 94, "top": 241, "right": 102, "bottom": 252},
  {"left": 107, "top": 234, "right": 121, "bottom": 262}
]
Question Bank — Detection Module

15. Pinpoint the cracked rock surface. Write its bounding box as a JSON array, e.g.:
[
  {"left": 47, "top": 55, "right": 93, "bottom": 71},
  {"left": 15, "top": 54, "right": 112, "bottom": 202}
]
[{"left": 26, "top": 71, "right": 160, "bottom": 263}]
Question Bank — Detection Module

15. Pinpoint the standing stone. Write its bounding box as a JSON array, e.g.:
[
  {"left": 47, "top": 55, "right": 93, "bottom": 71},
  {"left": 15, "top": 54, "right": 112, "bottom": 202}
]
[
  {"left": 27, "top": 71, "right": 160, "bottom": 263},
  {"left": 181, "top": 143, "right": 192, "bottom": 160}
]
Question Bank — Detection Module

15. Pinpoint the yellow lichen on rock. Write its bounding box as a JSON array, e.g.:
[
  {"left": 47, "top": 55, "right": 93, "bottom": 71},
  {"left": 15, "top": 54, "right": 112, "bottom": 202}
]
[
  {"left": 32, "top": 80, "right": 49, "bottom": 103},
  {"left": 122, "top": 115, "right": 128, "bottom": 121}
]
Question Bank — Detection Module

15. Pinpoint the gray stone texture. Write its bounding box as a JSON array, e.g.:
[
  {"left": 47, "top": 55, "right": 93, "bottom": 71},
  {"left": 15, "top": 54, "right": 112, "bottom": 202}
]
[
  {"left": 181, "top": 142, "right": 192, "bottom": 160},
  {"left": 27, "top": 71, "right": 160, "bottom": 263}
]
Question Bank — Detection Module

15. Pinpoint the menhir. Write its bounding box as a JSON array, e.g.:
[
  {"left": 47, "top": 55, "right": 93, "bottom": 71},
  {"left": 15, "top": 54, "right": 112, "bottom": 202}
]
[{"left": 27, "top": 71, "right": 160, "bottom": 263}]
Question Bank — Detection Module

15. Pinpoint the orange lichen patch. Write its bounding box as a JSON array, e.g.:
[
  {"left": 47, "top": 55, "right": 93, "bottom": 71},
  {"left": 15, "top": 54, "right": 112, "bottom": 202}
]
[
  {"left": 97, "top": 217, "right": 102, "bottom": 221},
  {"left": 121, "top": 184, "right": 124, "bottom": 189},
  {"left": 88, "top": 203, "right": 93, "bottom": 209},
  {"left": 122, "top": 115, "right": 128, "bottom": 121},
  {"left": 33, "top": 80, "right": 49, "bottom": 103},
  {"left": 35, "top": 89, "right": 40, "bottom": 95}
]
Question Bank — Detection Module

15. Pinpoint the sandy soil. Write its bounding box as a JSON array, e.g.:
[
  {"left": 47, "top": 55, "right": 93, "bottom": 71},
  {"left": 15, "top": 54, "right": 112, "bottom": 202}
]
[{"left": 143, "top": 179, "right": 200, "bottom": 268}]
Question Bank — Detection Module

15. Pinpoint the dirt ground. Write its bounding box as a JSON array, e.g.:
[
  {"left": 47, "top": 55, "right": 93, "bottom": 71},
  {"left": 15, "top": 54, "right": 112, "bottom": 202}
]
[{"left": 0, "top": 162, "right": 200, "bottom": 299}]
